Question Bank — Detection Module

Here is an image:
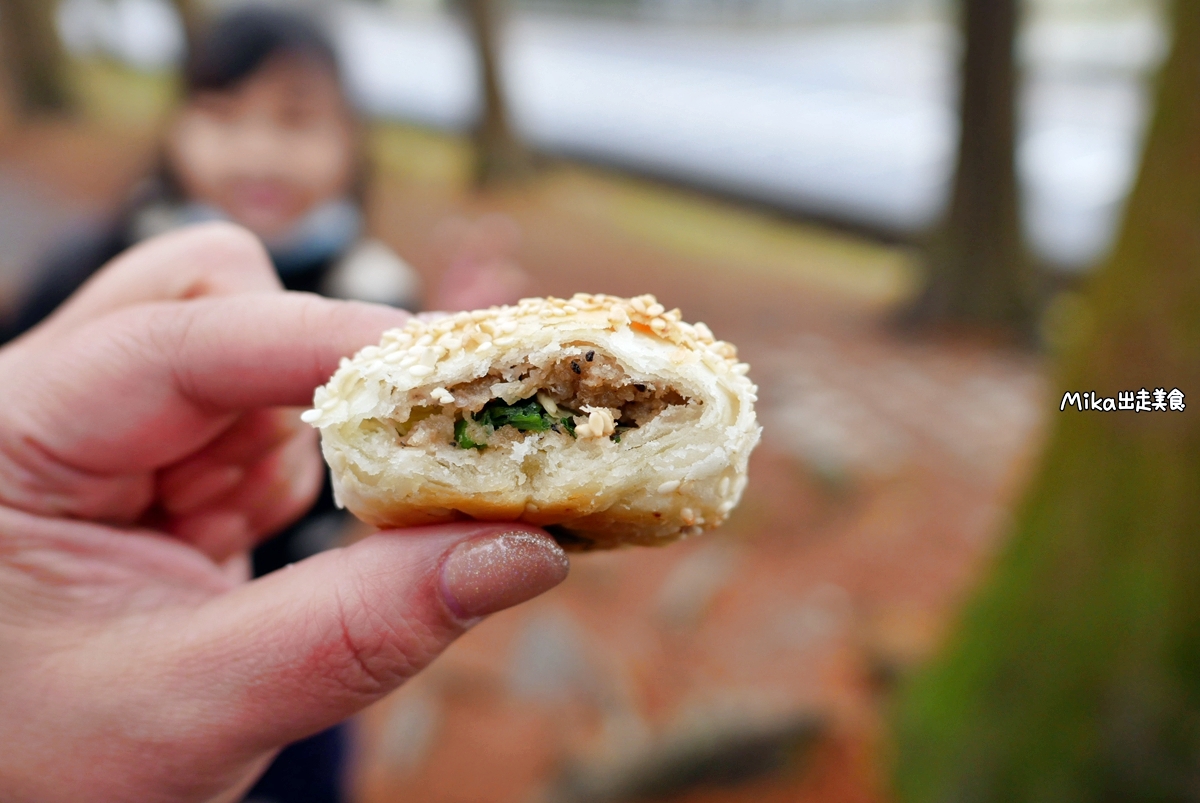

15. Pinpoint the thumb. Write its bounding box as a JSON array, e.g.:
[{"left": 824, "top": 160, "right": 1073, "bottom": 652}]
[{"left": 179, "top": 525, "right": 568, "bottom": 752}]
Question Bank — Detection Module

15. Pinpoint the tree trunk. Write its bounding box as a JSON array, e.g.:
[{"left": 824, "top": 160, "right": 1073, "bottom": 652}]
[
  {"left": 170, "top": 0, "right": 204, "bottom": 47},
  {"left": 463, "top": 0, "right": 532, "bottom": 187},
  {"left": 0, "top": 0, "right": 69, "bottom": 115},
  {"left": 908, "top": 0, "right": 1032, "bottom": 331},
  {"left": 893, "top": 1, "right": 1200, "bottom": 800}
]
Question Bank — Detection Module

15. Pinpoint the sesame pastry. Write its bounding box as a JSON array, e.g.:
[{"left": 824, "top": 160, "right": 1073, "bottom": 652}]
[{"left": 302, "top": 294, "right": 761, "bottom": 550}]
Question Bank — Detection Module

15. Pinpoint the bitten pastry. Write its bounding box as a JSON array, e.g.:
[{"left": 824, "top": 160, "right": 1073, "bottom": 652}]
[{"left": 302, "top": 293, "right": 760, "bottom": 550}]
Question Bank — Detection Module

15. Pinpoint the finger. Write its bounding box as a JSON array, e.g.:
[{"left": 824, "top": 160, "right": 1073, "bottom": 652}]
[
  {"left": 0, "top": 293, "right": 409, "bottom": 488},
  {"left": 158, "top": 410, "right": 305, "bottom": 516},
  {"left": 24, "top": 223, "right": 281, "bottom": 343},
  {"left": 0, "top": 293, "right": 405, "bottom": 521},
  {"left": 174, "top": 525, "right": 569, "bottom": 752},
  {"left": 236, "top": 428, "right": 324, "bottom": 539},
  {"left": 220, "top": 552, "right": 253, "bottom": 585},
  {"left": 166, "top": 426, "right": 324, "bottom": 562}
]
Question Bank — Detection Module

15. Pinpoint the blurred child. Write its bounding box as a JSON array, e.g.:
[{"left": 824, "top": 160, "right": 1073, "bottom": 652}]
[{"left": 7, "top": 7, "right": 419, "bottom": 327}]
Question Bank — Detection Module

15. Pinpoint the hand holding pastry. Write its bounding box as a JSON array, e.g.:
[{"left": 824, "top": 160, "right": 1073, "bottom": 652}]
[{"left": 0, "top": 225, "right": 569, "bottom": 803}]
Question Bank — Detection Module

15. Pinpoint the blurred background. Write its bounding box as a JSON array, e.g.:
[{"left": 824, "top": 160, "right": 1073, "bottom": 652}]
[{"left": 0, "top": 0, "right": 1178, "bottom": 801}]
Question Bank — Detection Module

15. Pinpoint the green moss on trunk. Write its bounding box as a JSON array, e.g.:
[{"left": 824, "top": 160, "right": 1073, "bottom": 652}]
[{"left": 893, "top": 1, "right": 1200, "bottom": 800}]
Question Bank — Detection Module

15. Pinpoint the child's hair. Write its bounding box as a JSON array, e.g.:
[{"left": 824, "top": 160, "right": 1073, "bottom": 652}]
[{"left": 184, "top": 7, "right": 343, "bottom": 97}]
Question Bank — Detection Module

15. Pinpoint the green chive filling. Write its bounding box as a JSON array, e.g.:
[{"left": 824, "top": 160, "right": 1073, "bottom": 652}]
[
  {"left": 476, "top": 397, "right": 557, "bottom": 433},
  {"left": 453, "top": 418, "right": 488, "bottom": 450},
  {"left": 452, "top": 396, "right": 598, "bottom": 450}
]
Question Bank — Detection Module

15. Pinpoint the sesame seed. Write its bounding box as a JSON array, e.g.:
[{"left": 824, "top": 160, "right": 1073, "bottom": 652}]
[
  {"left": 537, "top": 393, "right": 559, "bottom": 416},
  {"left": 657, "top": 480, "right": 680, "bottom": 494},
  {"left": 304, "top": 294, "right": 754, "bottom": 435}
]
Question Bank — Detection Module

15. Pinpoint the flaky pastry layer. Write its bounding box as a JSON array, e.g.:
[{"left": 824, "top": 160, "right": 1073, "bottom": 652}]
[{"left": 303, "top": 293, "right": 760, "bottom": 550}]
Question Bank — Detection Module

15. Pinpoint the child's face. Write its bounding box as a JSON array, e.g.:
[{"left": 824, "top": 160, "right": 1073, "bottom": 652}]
[{"left": 168, "top": 55, "right": 357, "bottom": 240}]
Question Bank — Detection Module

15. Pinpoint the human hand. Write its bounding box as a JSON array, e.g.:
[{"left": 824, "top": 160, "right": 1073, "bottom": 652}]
[{"left": 0, "top": 224, "right": 568, "bottom": 802}]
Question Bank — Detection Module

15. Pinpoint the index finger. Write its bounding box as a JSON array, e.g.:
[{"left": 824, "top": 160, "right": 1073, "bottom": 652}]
[
  {"left": 24, "top": 223, "right": 282, "bottom": 343},
  {"left": 0, "top": 292, "right": 409, "bottom": 481}
]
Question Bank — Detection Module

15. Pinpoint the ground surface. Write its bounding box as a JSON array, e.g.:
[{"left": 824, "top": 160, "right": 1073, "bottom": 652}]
[{"left": 0, "top": 101, "right": 1049, "bottom": 803}]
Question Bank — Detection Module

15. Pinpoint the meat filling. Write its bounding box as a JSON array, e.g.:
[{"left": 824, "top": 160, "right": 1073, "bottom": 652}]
[
  {"left": 396, "top": 351, "right": 689, "bottom": 450},
  {"left": 455, "top": 353, "right": 684, "bottom": 422}
]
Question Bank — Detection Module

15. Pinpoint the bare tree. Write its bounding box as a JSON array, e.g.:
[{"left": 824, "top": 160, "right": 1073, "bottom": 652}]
[
  {"left": 894, "top": 1, "right": 1200, "bottom": 800},
  {"left": 907, "top": 0, "right": 1032, "bottom": 331},
  {"left": 0, "top": 0, "right": 70, "bottom": 114},
  {"left": 462, "top": 0, "right": 532, "bottom": 187}
]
